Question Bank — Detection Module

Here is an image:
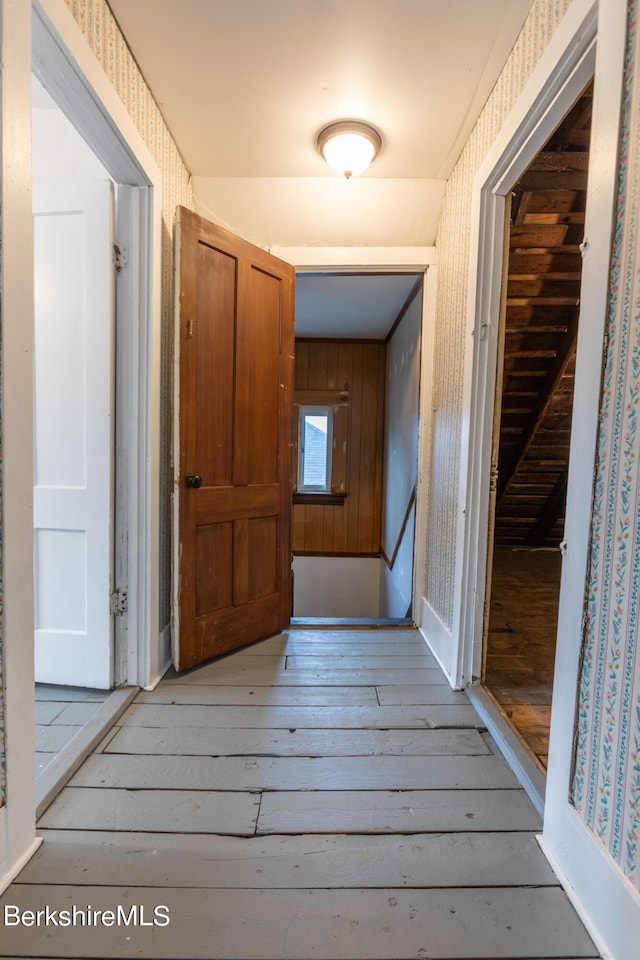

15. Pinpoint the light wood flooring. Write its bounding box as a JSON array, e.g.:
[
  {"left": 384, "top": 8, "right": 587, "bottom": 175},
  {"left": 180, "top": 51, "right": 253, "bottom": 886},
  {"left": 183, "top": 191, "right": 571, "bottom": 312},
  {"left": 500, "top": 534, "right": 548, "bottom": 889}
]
[
  {"left": 484, "top": 548, "right": 562, "bottom": 769},
  {"left": 4, "top": 627, "right": 597, "bottom": 959}
]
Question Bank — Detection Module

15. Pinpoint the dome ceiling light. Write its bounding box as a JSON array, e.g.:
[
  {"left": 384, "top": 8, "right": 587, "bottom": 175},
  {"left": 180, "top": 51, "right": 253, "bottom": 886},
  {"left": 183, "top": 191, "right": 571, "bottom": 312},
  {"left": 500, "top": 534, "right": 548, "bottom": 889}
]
[{"left": 316, "top": 120, "right": 383, "bottom": 179}]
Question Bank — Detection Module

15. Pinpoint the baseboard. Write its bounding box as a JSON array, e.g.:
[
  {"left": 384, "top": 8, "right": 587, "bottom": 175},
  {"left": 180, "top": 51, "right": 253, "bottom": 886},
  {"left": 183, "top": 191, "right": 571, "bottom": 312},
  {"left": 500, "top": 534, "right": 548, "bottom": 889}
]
[
  {"left": 537, "top": 832, "right": 614, "bottom": 960},
  {"left": 290, "top": 617, "right": 412, "bottom": 629},
  {"left": 0, "top": 837, "right": 43, "bottom": 896},
  {"left": 466, "top": 684, "right": 546, "bottom": 818},
  {"left": 418, "top": 598, "right": 457, "bottom": 687}
]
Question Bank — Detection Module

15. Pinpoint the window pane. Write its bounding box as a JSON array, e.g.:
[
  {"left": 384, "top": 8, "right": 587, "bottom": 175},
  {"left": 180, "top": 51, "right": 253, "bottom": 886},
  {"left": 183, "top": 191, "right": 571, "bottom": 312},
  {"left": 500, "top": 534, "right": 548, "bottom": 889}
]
[{"left": 302, "top": 414, "right": 328, "bottom": 487}]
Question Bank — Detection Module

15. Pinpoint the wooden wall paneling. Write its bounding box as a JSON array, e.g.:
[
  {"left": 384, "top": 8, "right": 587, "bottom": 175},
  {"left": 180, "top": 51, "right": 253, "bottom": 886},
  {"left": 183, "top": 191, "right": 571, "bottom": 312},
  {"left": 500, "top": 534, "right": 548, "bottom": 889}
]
[
  {"left": 295, "top": 341, "right": 309, "bottom": 390},
  {"left": 292, "top": 501, "right": 306, "bottom": 550},
  {"left": 303, "top": 503, "right": 324, "bottom": 553},
  {"left": 326, "top": 341, "right": 339, "bottom": 390},
  {"left": 308, "top": 340, "right": 328, "bottom": 390},
  {"left": 292, "top": 339, "right": 385, "bottom": 556},
  {"left": 359, "top": 345, "right": 380, "bottom": 552},
  {"left": 347, "top": 343, "right": 365, "bottom": 553},
  {"left": 321, "top": 496, "right": 335, "bottom": 552},
  {"left": 333, "top": 343, "right": 355, "bottom": 552},
  {"left": 373, "top": 344, "right": 387, "bottom": 550}
]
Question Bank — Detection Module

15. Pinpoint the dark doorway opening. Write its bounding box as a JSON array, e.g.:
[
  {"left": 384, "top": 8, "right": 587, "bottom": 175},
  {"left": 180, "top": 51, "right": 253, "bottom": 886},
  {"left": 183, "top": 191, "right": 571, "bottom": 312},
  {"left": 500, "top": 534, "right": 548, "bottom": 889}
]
[{"left": 483, "top": 83, "right": 593, "bottom": 772}]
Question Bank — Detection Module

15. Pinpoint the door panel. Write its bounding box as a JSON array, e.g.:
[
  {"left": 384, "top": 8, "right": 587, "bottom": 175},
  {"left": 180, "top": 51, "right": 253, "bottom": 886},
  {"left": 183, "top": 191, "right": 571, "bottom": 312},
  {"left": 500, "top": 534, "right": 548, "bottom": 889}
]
[
  {"left": 33, "top": 180, "right": 115, "bottom": 688},
  {"left": 174, "top": 208, "right": 294, "bottom": 670}
]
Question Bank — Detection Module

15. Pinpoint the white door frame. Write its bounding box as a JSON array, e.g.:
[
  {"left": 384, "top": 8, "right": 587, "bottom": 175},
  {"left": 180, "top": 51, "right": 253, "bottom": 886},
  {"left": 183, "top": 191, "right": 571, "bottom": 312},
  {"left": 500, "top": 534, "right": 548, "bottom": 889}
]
[
  {"left": 452, "top": 0, "right": 636, "bottom": 955},
  {"left": 271, "top": 245, "right": 437, "bottom": 625},
  {"left": 0, "top": 0, "right": 161, "bottom": 892},
  {"left": 454, "top": 0, "right": 599, "bottom": 690},
  {"left": 32, "top": 0, "right": 163, "bottom": 689}
]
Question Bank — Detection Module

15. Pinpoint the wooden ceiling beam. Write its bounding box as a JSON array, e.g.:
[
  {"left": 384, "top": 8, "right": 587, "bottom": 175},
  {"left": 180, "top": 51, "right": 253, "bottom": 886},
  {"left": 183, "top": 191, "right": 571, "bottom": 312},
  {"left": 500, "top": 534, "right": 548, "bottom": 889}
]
[
  {"left": 525, "top": 474, "right": 568, "bottom": 546},
  {"left": 531, "top": 151, "right": 589, "bottom": 171},
  {"left": 516, "top": 170, "right": 588, "bottom": 191},
  {"left": 506, "top": 297, "right": 581, "bottom": 306},
  {"left": 508, "top": 254, "right": 582, "bottom": 272},
  {"left": 511, "top": 190, "right": 533, "bottom": 226}
]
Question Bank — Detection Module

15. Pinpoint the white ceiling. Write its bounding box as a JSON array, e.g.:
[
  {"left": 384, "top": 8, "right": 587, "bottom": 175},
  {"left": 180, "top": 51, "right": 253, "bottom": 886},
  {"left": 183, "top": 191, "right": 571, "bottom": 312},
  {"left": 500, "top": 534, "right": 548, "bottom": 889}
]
[
  {"left": 106, "top": 0, "right": 534, "bottom": 332},
  {"left": 295, "top": 274, "right": 420, "bottom": 338},
  {"left": 108, "top": 0, "right": 534, "bottom": 181}
]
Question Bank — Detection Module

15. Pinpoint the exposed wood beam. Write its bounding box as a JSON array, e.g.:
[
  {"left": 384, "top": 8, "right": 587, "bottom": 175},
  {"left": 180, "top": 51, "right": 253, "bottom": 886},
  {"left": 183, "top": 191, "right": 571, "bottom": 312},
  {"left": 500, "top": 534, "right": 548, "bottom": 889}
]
[
  {"left": 511, "top": 190, "right": 533, "bottom": 226},
  {"left": 525, "top": 475, "right": 568, "bottom": 545},
  {"left": 532, "top": 151, "right": 589, "bottom": 171},
  {"left": 497, "top": 309, "right": 578, "bottom": 504},
  {"left": 516, "top": 170, "right": 588, "bottom": 191}
]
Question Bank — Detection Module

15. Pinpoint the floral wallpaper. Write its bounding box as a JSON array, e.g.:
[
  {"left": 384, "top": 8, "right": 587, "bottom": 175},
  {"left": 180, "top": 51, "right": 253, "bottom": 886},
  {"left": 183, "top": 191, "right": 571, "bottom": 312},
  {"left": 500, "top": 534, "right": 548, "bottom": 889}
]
[
  {"left": 64, "top": 0, "right": 193, "bottom": 628},
  {"left": 426, "top": 0, "right": 572, "bottom": 626},
  {"left": 572, "top": 0, "right": 640, "bottom": 889}
]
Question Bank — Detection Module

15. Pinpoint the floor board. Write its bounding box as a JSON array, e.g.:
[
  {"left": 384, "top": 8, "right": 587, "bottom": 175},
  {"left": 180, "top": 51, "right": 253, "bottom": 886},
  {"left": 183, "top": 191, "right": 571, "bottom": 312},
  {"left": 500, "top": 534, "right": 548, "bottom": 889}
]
[
  {"left": 3, "top": 626, "right": 597, "bottom": 959},
  {"left": 118, "top": 702, "right": 478, "bottom": 728},
  {"left": 22, "top": 830, "right": 559, "bottom": 888},
  {"left": 0, "top": 886, "right": 597, "bottom": 958},
  {"left": 69, "top": 753, "right": 516, "bottom": 791},
  {"left": 104, "top": 725, "right": 490, "bottom": 757},
  {"left": 39, "top": 787, "right": 260, "bottom": 835},
  {"left": 257, "top": 788, "right": 542, "bottom": 833},
  {"left": 135, "top": 684, "right": 380, "bottom": 706},
  {"left": 484, "top": 548, "right": 560, "bottom": 769}
]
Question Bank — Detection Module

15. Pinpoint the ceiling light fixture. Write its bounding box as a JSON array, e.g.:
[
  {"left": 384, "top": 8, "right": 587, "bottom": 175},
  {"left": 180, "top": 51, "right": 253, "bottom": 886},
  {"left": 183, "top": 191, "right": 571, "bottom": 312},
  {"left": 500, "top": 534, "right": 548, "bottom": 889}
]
[{"left": 316, "top": 120, "right": 382, "bottom": 179}]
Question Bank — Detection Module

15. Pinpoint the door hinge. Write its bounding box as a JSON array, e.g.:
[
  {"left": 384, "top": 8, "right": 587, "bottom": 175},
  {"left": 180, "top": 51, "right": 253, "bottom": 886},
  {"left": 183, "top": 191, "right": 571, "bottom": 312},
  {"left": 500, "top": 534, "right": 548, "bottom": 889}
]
[
  {"left": 110, "top": 588, "right": 128, "bottom": 617},
  {"left": 113, "top": 243, "right": 127, "bottom": 273}
]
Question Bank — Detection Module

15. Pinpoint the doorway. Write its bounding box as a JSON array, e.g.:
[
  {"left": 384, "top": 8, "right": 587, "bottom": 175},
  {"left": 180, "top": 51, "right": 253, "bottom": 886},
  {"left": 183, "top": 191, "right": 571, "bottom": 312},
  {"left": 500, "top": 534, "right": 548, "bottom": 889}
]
[
  {"left": 483, "top": 84, "right": 593, "bottom": 771},
  {"left": 291, "top": 272, "right": 423, "bottom": 621},
  {"left": 31, "top": 75, "right": 117, "bottom": 780}
]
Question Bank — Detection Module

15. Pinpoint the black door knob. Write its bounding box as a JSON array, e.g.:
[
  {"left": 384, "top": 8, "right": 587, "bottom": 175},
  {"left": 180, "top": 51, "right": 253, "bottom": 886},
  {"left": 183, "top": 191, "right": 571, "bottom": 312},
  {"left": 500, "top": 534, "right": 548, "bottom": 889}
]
[{"left": 185, "top": 475, "right": 203, "bottom": 489}]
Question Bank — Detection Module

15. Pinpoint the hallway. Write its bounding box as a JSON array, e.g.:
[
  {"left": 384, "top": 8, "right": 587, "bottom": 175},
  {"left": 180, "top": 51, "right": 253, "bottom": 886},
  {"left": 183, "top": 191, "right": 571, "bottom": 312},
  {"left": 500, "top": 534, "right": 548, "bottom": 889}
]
[{"left": 2, "top": 627, "right": 597, "bottom": 958}]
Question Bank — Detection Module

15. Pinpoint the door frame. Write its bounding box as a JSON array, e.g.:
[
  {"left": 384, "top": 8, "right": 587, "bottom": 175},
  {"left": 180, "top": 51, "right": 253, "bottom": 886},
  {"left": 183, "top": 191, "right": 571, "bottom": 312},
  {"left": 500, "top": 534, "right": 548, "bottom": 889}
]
[
  {"left": 271, "top": 245, "right": 436, "bottom": 623},
  {"left": 0, "top": 0, "right": 162, "bottom": 892},
  {"left": 451, "top": 0, "right": 634, "bottom": 954},
  {"left": 32, "top": 0, "right": 163, "bottom": 689}
]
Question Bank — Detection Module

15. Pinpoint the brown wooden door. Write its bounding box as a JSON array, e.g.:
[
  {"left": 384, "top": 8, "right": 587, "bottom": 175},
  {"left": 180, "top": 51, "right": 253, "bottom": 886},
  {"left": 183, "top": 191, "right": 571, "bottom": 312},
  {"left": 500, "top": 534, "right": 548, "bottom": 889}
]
[{"left": 174, "top": 207, "right": 294, "bottom": 670}]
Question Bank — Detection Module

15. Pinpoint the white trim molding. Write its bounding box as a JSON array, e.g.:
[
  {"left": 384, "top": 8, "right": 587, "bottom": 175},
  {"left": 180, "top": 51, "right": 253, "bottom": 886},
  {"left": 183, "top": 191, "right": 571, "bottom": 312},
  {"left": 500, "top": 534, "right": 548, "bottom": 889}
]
[
  {"left": 270, "top": 246, "right": 436, "bottom": 271},
  {"left": 451, "top": 0, "right": 640, "bottom": 955},
  {"left": 454, "top": 0, "right": 598, "bottom": 690},
  {"left": 542, "top": 3, "right": 640, "bottom": 957},
  {"left": 274, "top": 246, "right": 436, "bottom": 630},
  {"left": 32, "top": 0, "right": 163, "bottom": 689},
  {"left": 1, "top": 0, "right": 38, "bottom": 890}
]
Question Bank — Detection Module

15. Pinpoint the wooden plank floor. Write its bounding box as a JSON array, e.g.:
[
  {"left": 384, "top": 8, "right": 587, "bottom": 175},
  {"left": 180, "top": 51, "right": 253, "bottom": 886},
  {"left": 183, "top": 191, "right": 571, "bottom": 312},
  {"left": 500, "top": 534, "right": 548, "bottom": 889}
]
[
  {"left": 34, "top": 685, "right": 109, "bottom": 778},
  {"left": 3, "top": 627, "right": 598, "bottom": 959},
  {"left": 485, "top": 548, "right": 561, "bottom": 768}
]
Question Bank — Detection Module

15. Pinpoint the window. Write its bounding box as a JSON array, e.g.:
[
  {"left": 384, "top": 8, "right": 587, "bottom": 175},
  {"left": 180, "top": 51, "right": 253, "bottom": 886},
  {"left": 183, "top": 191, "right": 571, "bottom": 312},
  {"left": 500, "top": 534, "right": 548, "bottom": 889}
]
[
  {"left": 299, "top": 406, "right": 332, "bottom": 492},
  {"left": 293, "top": 388, "right": 350, "bottom": 504}
]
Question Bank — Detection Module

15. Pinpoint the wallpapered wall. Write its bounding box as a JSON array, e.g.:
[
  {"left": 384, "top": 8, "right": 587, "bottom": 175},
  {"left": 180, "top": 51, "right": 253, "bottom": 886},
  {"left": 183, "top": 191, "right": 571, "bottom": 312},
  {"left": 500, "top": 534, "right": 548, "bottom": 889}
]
[
  {"left": 572, "top": 0, "right": 640, "bottom": 889},
  {"left": 64, "top": 0, "right": 193, "bottom": 628},
  {"left": 0, "top": 283, "right": 5, "bottom": 806},
  {"left": 426, "top": 0, "right": 572, "bottom": 626}
]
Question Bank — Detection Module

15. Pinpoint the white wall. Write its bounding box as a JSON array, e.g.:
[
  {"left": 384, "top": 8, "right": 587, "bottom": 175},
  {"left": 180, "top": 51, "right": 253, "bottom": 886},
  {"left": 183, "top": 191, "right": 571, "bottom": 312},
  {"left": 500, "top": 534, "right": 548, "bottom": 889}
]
[
  {"left": 293, "top": 556, "right": 381, "bottom": 618},
  {"left": 379, "top": 290, "right": 422, "bottom": 618}
]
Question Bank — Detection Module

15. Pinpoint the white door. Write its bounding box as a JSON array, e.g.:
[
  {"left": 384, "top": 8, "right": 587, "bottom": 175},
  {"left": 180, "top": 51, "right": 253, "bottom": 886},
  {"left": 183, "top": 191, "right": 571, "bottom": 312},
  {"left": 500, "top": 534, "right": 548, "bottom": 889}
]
[{"left": 33, "top": 180, "right": 115, "bottom": 689}]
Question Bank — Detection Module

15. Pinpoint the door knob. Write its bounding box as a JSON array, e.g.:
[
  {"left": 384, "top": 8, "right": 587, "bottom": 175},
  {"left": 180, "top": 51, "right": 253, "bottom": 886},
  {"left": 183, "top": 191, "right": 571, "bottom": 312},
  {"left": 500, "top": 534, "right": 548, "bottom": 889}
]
[{"left": 185, "top": 475, "right": 203, "bottom": 489}]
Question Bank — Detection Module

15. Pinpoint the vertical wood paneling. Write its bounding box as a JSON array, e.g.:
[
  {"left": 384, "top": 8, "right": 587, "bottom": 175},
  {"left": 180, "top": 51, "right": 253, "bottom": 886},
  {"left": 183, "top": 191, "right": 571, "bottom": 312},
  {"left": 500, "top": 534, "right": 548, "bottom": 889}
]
[
  {"left": 294, "top": 341, "right": 310, "bottom": 389},
  {"left": 293, "top": 340, "right": 385, "bottom": 556},
  {"left": 347, "top": 344, "right": 365, "bottom": 553}
]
